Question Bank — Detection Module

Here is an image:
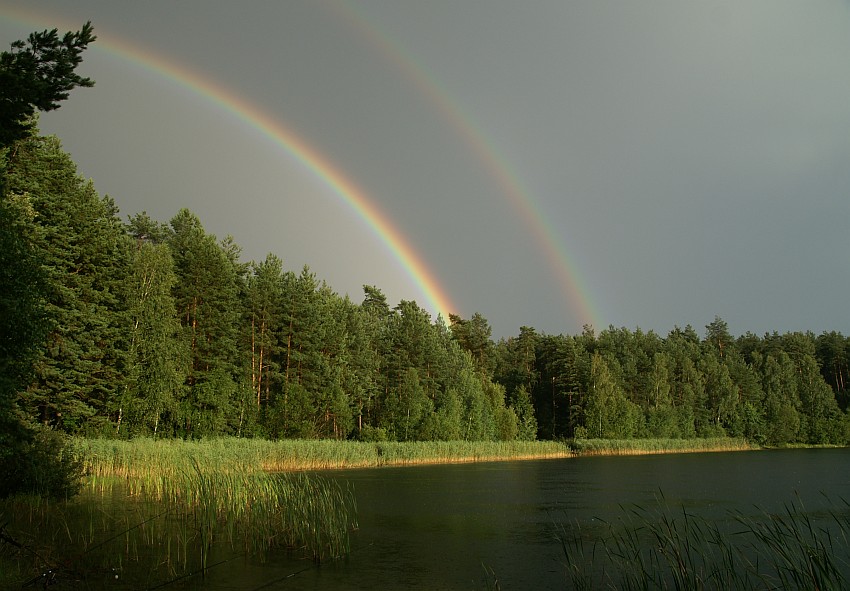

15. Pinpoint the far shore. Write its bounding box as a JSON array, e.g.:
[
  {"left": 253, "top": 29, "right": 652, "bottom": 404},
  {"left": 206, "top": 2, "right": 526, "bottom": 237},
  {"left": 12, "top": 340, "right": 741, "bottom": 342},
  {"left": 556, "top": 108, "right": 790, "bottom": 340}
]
[
  {"left": 76, "top": 437, "right": 770, "bottom": 477},
  {"left": 313, "top": 437, "right": 757, "bottom": 470}
]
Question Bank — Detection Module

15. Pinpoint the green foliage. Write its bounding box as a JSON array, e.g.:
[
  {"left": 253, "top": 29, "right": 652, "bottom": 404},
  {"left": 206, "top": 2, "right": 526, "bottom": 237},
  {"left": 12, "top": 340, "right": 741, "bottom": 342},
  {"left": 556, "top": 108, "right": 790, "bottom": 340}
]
[
  {"left": 0, "top": 424, "right": 82, "bottom": 499},
  {"left": 0, "top": 183, "right": 48, "bottom": 418},
  {"left": 584, "top": 353, "right": 641, "bottom": 439},
  {"left": 168, "top": 209, "right": 243, "bottom": 436},
  {"left": 121, "top": 239, "right": 186, "bottom": 436},
  {"left": 0, "top": 20, "right": 94, "bottom": 502},
  {"left": 510, "top": 385, "right": 538, "bottom": 441},
  {"left": 3, "top": 131, "right": 847, "bottom": 446},
  {"left": 1, "top": 30, "right": 847, "bottom": 448},
  {"left": 5, "top": 134, "right": 130, "bottom": 430},
  {"left": 0, "top": 23, "right": 95, "bottom": 147},
  {"left": 450, "top": 312, "right": 495, "bottom": 374}
]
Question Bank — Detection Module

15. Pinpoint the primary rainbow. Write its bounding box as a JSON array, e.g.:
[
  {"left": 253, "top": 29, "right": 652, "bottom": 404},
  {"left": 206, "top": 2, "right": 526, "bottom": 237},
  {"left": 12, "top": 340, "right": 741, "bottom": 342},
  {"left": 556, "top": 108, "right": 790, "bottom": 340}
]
[
  {"left": 1, "top": 8, "right": 458, "bottom": 322},
  {"left": 330, "top": 2, "right": 603, "bottom": 330}
]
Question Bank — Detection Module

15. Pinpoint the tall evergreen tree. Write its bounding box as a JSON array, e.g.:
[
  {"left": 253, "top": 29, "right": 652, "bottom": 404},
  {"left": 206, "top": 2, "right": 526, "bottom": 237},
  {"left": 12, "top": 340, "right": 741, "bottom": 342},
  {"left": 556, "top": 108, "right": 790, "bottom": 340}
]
[
  {"left": 244, "top": 254, "right": 285, "bottom": 411},
  {"left": 0, "top": 161, "right": 49, "bottom": 466},
  {"left": 168, "top": 209, "right": 242, "bottom": 436},
  {"left": 277, "top": 266, "right": 324, "bottom": 437},
  {"left": 449, "top": 312, "right": 495, "bottom": 374},
  {"left": 816, "top": 331, "right": 849, "bottom": 409},
  {"left": 346, "top": 287, "right": 386, "bottom": 437},
  {"left": 795, "top": 353, "right": 843, "bottom": 443},
  {"left": 6, "top": 134, "right": 130, "bottom": 432},
  {"left": 511, "top": 385, "right": 538, "bottom": 440}
]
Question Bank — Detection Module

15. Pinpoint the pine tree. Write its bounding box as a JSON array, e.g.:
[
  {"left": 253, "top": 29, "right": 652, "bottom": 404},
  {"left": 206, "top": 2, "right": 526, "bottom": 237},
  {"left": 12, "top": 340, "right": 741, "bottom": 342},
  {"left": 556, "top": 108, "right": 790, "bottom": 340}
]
[
  {"left": 245, "top": 254, "right": 285, "bottom": 410},
  {"left": 449, "top": 312, "right": 495, "bottom": 374},
  {"left": 6, "top": 134, "right": 130, "bottom": 432},
  {"left": 345, "top": 288, "right": 385, "bottom": 437},
  {"left": 511, "top": 385, "right": 538, "bottom": 440},
  {"left": 0, "top": 162, "right": 49, "bottom": 469},
  {"left": 168, "top": 209, "right": 243, "bottom": 436},
  {"left": 0, "top": 23, "right": 95, "bottom": 148}
]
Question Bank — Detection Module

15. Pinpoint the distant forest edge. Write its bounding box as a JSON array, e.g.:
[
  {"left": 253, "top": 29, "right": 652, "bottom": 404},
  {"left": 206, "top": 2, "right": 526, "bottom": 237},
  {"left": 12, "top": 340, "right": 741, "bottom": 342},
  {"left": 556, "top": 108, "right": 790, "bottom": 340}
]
[{"left": 2, "top": 129, "right": 849, "bottom": 446}]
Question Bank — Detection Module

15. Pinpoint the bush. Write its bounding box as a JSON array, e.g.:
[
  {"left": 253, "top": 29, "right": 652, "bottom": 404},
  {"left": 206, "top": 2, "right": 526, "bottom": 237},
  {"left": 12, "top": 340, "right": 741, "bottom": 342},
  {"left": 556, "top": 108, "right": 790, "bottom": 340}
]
[
  {"left": 0, "top": 424, "right": 83, "bottom": 499},
  {"left": 359, "top": 425, "right": 389, "bottom": 442}
]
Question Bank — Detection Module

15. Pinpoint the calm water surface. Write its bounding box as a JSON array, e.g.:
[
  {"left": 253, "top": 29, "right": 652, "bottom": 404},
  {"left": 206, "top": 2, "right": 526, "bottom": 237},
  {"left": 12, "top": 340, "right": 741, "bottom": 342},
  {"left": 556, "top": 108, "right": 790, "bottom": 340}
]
[{"left": 202, "top": 448, "right": 850, "bottom": 590}]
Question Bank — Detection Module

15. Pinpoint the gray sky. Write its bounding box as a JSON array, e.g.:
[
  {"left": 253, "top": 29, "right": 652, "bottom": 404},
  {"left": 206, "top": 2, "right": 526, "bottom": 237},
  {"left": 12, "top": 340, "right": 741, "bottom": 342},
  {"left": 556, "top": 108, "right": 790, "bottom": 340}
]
[{"left": 2, "top": 1, "right": 849, "bottom": 339}]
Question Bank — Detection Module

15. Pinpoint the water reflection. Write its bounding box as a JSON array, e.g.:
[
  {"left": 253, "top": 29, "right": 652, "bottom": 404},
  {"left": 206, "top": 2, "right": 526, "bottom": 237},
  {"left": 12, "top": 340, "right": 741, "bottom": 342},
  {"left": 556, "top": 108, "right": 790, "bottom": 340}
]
[
  {"left": 7, "top": 448, "right": 847, "bottom": 589},
  {"left": 315, "top": 448, "right": 850, "bottom": 590}
]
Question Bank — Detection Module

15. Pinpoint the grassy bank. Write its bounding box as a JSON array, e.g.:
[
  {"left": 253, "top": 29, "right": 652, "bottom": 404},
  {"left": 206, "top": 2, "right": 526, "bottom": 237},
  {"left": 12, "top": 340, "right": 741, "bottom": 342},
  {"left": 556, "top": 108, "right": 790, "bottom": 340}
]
[
  {"left": 0, "top": 439, "right": 360, "bottom": 589},
  {"left": 2, "top": 438, "right": 570, "bottom": 587},
  {"left": 75, "top": 437, "right": 573, "bottom": 475},
  {"left": 568, "top": 436, "right": 753, "bottom": 456},
  {"left": 73, "top": 437, "right": 755, "bottom": 477}
]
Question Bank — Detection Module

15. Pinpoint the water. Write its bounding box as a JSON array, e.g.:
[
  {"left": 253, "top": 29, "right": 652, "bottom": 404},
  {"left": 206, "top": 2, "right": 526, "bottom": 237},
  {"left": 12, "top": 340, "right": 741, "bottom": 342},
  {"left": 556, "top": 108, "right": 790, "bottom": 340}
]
[{"left": 201, "top": 447, "right": 850, "bottom": 590}]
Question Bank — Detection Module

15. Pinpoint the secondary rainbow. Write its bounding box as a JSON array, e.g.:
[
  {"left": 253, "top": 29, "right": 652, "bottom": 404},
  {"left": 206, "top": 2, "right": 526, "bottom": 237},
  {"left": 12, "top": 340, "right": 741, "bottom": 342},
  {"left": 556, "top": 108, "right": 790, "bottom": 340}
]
[
  {"left": 329, "top": 2, "right": 603, "bottom": 330},
  {"left": 0, "top": 8, "right": 457, "bottom": 322}
]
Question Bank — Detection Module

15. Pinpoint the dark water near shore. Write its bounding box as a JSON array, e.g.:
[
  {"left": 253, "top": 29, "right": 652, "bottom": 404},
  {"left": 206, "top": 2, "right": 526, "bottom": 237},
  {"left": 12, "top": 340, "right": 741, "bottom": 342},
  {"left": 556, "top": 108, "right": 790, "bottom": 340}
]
[{"left": 195, "top": 447, "right": 850, "bottom": 590}]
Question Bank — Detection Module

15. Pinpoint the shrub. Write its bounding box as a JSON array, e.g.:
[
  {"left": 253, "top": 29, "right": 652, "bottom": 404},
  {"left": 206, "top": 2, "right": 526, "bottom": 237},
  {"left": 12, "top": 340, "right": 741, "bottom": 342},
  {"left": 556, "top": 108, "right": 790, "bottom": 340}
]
[{"left": 0, "top": 424, "right": 82, "bottom": 499}]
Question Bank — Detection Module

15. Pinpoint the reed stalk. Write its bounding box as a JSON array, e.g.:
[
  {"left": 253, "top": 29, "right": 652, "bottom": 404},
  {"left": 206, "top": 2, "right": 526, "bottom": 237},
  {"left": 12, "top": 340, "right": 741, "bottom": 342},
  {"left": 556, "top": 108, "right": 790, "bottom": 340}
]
[
  {"left": 559, "top": 494, "right": 850, "bottom": 589},
  {"left": 1, "top": 440, "right": 360, "bottom": 587}
]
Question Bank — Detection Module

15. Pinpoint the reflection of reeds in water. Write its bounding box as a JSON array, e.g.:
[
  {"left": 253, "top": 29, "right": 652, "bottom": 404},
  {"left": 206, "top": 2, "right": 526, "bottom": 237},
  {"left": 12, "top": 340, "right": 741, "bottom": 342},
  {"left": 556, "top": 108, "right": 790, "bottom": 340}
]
[
  {"left": 0, "top": 446, "right": 358, "bottom": 588},
  {"left": 559, "top": 494, "right": 850, "bottom": 590}
]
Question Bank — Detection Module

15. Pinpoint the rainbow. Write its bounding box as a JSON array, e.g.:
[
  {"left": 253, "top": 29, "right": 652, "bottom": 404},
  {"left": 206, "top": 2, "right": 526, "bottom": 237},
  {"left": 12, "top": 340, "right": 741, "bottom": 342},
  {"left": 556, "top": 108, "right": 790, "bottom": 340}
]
[
  {"left": 0, "top": 7, "right": 458, "bottom": 323},
  {"left": 328, "top": 2, "right": 603, "bottom": 330}
]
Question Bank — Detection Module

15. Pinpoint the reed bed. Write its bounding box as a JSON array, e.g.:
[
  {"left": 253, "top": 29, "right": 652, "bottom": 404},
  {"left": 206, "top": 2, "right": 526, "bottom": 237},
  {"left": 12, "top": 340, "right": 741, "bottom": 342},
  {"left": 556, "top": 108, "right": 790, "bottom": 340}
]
[
  {"left": 75, "top": 437, "right": 572, "bottom": 475},
  {"left": 559, "top": 494, "right": 850, "bottom": 590},
  {"left": 1, "top": 471, "right": 357, "bottom": 587},
  {"left": 74, "top": 437, "right": 753, "bottom": 478},
  {"left": 568, "top": 437, "right": 753, "bottom": 456},
  {"left": 1, "top": 439, "right": 360, "bottom": 588}
]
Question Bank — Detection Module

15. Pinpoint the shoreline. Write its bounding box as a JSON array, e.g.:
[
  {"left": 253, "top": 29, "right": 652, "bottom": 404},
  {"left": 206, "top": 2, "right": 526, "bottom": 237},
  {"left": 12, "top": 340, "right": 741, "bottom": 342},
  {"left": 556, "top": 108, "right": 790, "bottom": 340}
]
[{"left": 76, "top": 437, "right": 848, "bottom": 477}]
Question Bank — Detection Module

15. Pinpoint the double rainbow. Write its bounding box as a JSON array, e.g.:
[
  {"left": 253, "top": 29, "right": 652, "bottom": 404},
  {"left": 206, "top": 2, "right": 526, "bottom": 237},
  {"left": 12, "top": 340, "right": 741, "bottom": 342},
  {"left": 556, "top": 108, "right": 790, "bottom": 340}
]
[
  {"left": 1, "top": 6, "right": 457, "bottom": 321},
  {"left": 329, "top": 2, "right": 601, "bottom": 329},
  {"left": 2, "top": 4, "right": 602, "bottom": 330}
]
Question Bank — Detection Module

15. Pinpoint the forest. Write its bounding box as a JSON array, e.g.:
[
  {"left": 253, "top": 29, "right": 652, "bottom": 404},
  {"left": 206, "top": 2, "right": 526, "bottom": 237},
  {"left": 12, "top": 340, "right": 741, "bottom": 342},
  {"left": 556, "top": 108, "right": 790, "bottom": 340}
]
[
  {"left": 1, "top": 23, "right": 848, "bottom": 452},
  {"left": 1, "top": 127, "right": 848, "bottom": 447}
]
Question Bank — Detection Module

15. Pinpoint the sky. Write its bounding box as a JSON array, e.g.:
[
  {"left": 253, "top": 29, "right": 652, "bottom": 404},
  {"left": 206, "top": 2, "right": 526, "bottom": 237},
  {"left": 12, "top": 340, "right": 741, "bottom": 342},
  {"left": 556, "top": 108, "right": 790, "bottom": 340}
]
[{"left": 2, "top": 1, "right": 849, "bottom": 340}]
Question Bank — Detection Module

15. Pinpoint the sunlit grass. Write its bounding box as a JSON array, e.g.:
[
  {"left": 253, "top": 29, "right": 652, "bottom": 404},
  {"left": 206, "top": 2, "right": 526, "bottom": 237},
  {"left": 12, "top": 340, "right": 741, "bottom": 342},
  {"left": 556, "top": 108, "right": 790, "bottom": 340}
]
[
  {"left": 2, "top": 436, "right": 767, "bottom": 587},
  {"left": 75, "top": 437, "right": 572, "bottom": 475},
  {"left": 1, "top": 439, "right": 361, "bottom": 588},
  {"left": 567, "top": 437, "right": 752, "bottom": 456},
  {"left": 3, "top": 437, "right": 569, "bottom": 587}
]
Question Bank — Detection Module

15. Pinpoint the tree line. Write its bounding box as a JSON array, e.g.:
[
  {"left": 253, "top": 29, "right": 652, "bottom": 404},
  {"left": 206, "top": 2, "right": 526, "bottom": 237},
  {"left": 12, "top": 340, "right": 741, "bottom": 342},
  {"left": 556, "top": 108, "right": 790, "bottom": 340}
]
[
  {"left": 1, "top": 130, "right": 528, "bottom": 441},
  {"left": 492, "top": 320, "right": 848, "bottom": 445},
  {"left": 3, "top": 129, "right": 848, "bottom": 445},
  {"left": 1, "top": 23, "right": 848, "bottom": 447}
]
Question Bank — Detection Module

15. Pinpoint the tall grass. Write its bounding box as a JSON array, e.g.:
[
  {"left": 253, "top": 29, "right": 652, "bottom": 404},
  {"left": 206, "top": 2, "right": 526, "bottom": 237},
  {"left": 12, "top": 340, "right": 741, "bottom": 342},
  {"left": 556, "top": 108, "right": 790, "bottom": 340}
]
[
  {"left": 1, "top": 439, "right": 360, "bottom": 588},
  {"left": 73, "top": 437, "right": 753, "bottom": 479},
  {"left": 559, "top": 494, "right": 850, "bottom": 590},
  {"left": 568, "top": 437, "right": 752, "bottom": 456},
  {"left": 1, "top": 471, "right": 357, "bottom": 587},
  {"left": 75, "top": 437, "right": 572, "bottom": 474}
]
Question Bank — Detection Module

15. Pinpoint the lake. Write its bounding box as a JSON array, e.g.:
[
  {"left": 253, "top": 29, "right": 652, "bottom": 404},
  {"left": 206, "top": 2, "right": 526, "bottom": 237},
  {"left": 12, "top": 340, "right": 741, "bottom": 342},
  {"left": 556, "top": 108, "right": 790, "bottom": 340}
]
[{"left": 199, "top": 447, "right": 850, "bottom": 590}]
